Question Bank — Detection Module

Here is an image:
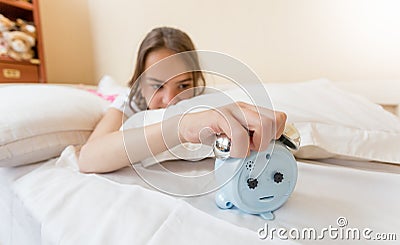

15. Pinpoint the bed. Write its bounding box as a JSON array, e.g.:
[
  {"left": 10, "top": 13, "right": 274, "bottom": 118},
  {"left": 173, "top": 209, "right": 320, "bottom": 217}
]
[{"left": 1, "top": 78, "right": 399, "bottom": 244}]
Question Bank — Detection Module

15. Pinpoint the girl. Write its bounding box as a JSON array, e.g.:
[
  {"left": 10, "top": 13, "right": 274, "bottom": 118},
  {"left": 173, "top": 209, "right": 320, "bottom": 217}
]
[{"left": 78, "top": 27, "right": 287, "bottom": 173}]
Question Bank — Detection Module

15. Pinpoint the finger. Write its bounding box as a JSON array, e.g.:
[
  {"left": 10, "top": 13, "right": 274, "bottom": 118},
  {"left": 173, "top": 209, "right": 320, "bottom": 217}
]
[
  {"left": 227, "top": 102, "right": 274, "bottom": 152},
  {"left": 213, "top": 108, "right": 250, "bottom": 158},
  {"left": 235, "top": 102, "right": 287, "bottom": 139},
  {"left": 274, "top": 111, "right": 287, "bottom": 139}
]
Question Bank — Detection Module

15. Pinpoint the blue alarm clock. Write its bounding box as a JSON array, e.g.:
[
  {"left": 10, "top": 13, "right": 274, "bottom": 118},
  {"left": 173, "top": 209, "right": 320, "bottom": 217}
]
[{"left": 213, "top": 126, "right": 300, "bottom": 220}]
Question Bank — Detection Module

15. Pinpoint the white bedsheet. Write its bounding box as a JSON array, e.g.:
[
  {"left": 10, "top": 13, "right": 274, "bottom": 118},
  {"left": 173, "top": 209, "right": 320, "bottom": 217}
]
[
  {"left": 0, "top": 162, "right": 42, "bottom": 245},
  {"left": 2, "top": 146, "right": 400, "bottom": 244}
]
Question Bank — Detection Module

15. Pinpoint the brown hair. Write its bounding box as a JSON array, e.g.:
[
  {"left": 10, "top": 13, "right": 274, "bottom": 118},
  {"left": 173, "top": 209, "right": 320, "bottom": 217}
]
[{"left": 128, "top": 27, "right": 205, "bottom": 112}]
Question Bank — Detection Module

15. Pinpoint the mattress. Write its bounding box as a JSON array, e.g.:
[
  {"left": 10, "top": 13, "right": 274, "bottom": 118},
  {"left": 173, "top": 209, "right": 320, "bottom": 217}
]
[
  {"left": 1, "top": 147, "right": 399, "bottom": 245},
  {"left": 1, "top": 80, "right": 399, "bottom": 244},
  {"left": 0, "top": 161, "right": 43, "bottom": 245}
]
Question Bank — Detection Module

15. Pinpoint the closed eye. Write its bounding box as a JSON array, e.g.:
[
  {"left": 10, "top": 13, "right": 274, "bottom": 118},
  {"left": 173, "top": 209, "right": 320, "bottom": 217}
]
[
  {"left": 178, "top": 83, "right": 192, "bottom": 90},
  {"left": 151, "top": 84, "right": 163, "bottom": 90}
]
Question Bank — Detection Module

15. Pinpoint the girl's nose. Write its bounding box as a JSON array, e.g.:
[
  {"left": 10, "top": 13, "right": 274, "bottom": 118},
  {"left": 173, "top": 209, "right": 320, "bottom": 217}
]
[{"left": 161, "top": 88, "right": 177, "bottom": 106}]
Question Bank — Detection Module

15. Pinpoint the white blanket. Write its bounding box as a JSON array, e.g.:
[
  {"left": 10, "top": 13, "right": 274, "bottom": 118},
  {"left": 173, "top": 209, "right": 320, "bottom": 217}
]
[
  {"left": 11, "top": 146, "right": 400, "bottom": 244},
  {"left": 12, "top": 146, "right": 295, "bottom": 245}
]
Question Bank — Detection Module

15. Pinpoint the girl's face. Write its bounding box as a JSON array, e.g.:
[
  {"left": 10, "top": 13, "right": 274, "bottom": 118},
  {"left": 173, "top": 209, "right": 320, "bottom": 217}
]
[{"left": 141, "top": 48, "right": 195, "bottom": 110}]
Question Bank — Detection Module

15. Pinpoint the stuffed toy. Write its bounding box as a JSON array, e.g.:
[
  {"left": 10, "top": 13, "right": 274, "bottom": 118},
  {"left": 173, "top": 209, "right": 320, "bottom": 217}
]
[
  {"left": 0, "top": 14, "right": 16, "bottom": 56},
  {"left": 0, "top": 14, "right": 15, "bottom": 32},
  {"left": 0, "top": 37, "right": 8, "bottom": 56},
  {"left": 16, "top": 18, "right": 36, "bottom": 39},
  {"left": 0, "top": 16, "right": 37, "bottom": 60},
  {"left": 2, "top": 31, "right": 35, "bottom": 61}
]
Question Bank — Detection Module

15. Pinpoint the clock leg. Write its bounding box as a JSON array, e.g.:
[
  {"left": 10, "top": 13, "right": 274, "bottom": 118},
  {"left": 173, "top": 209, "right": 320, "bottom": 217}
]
[
  {"left": 260, "top": 211, "right": 274, "bottom": 220},
  {"left": 215, "top": 191, "right": 233, "bottom": 209}
]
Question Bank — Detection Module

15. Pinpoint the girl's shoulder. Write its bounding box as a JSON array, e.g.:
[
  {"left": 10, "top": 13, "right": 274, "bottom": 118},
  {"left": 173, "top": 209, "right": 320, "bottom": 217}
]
[{"left": 109, "top": 90, "right": 141, "bottom": 117}]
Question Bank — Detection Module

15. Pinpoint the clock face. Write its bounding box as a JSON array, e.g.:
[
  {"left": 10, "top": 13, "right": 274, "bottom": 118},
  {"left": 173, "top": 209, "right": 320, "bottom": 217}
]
[{"left": 235, "top": 144, "right": 297, "bottom": 213}]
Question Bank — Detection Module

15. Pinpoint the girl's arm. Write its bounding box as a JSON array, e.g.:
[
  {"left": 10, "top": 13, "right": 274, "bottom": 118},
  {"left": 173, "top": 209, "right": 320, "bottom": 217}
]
[
  {"left": 87, "top": 108, "right": 127, "bottom": 142},
  {"left": 78, "top": 102, "right": 287, "bottom": 173},
  {"left": 78, "top": 113, "right": 181, "bottom": 173},
  {"left": 78, "top": 108, "right": 128, "bottom": 173}
]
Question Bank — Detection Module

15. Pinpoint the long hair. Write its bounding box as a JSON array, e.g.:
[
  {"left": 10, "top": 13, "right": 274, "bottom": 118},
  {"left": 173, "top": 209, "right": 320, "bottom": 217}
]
[{"left": 128, "top": 27, "right": 205, "bottom": 112}]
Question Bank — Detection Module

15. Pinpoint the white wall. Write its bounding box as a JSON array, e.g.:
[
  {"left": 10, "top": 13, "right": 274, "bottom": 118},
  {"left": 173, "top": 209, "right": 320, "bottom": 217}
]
[
  {"left": 41, "top": 0, "right": 400, "bottom": 85},
  {"left": 40, "top": 0, "right": 95, "bottom": 84}
]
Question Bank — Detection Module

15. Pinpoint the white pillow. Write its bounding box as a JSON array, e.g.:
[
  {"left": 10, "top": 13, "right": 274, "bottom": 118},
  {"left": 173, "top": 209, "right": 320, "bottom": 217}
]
[
  {"left": 0, "top": 85, "right": 109, "bottom": 167},
  {"left": 264, "top": 80, "right": 400, "bottom": 163},
  {"left": 123, "top": 79, "right": 400, "bottom": 165}
]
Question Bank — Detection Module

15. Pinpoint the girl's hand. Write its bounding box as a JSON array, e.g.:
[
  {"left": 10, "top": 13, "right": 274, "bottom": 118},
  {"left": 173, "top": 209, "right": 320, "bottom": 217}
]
[{"left": 177, "top": 102, "right": 287, "bottom": 158}]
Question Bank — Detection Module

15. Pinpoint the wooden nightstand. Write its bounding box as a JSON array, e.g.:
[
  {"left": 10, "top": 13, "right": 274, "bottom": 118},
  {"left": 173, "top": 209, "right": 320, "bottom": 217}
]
[{"left": 0, "top": 0, "right": 46, "bottom": 83}]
